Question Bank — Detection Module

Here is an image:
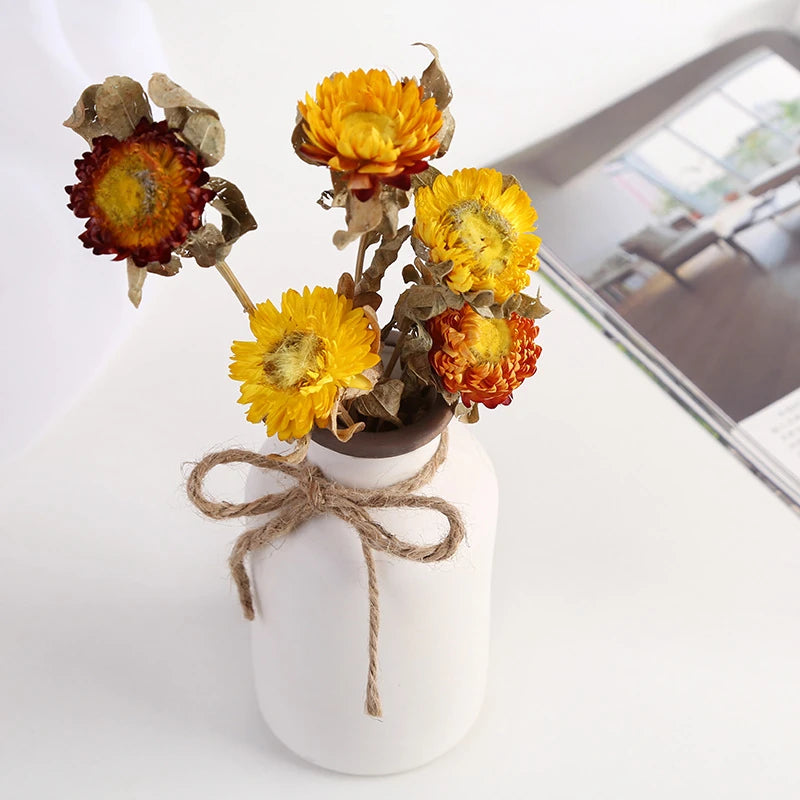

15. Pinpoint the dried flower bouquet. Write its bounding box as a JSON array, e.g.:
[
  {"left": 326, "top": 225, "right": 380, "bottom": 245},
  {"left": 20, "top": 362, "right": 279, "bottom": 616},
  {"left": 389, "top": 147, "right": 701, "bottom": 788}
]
[{"left": 64, "top": 45, "right": 548, "bottom": 458}]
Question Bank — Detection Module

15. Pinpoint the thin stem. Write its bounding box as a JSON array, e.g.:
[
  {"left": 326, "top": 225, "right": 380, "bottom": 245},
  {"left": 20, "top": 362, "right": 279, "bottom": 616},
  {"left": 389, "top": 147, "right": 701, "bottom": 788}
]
[
  {"left": 383, "top": 319, "right": 410, "bottom": 378},
  {"left": 215, "top": 260, "right": 256, "bottom": 316},
  {"left": 353, "top": 233, "right": 369, "bottom": 287},
  {"left": 380, "top": 316, "right": 397, "bottom": 341}
]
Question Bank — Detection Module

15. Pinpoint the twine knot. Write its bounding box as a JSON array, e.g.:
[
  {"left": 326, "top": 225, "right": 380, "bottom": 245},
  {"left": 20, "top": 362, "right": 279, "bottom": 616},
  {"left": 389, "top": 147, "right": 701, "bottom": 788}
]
[
  {"left": 186, "top": 429, "right": 465, "bottom": 718},
  {"left": 297, "top": 465, "right": 327, "bottom": 511}
]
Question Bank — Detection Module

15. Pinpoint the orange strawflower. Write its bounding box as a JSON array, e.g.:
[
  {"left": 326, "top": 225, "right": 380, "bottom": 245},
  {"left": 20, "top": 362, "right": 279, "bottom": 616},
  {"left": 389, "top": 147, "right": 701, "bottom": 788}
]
[
  {"left": 297, "top": 69, "right": 443, "bottom": 200},
  {"left": 427, "top": 304, "right": 542, "bottom": 408}
]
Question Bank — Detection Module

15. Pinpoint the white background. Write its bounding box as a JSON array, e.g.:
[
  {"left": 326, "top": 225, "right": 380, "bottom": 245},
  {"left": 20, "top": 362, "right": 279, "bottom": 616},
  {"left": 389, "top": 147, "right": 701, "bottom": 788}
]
[{"left": 2, "top": 1, "right": 800, "bottom": 797}]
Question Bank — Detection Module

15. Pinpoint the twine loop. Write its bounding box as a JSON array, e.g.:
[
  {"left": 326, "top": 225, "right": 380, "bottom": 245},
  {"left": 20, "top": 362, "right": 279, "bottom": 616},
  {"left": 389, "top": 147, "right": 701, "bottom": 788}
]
[{"left": 186, "top": 429, "right": 465, "bottom": 718}]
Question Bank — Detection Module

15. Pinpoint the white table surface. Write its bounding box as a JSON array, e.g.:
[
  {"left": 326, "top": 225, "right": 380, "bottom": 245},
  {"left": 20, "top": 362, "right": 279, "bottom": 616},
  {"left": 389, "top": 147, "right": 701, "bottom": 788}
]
[{"left": 3, "top": 2, "right": 800, "bottom": 798}]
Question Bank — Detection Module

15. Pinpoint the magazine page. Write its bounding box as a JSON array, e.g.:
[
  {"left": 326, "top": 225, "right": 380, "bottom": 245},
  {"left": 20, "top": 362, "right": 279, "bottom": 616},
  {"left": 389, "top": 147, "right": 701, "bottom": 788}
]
[{"left": 495, "top": 31, "right": 800, "bottom": 512}]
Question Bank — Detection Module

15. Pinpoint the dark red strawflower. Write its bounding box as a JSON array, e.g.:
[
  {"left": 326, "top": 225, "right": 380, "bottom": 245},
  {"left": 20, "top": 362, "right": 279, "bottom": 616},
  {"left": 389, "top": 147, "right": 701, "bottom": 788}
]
[{"left": 66, "top": 119, "right": 214, "bottom": 267}]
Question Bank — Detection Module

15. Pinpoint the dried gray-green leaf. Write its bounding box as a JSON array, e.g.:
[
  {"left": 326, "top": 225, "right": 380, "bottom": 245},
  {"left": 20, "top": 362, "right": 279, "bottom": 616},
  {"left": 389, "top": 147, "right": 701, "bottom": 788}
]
[
  {"left": 417, "top": 258, "right": 457, "bottom": 288},
  {"left": 414, "top": 43, "right": 453, "bottom": 111},
  {"left": 126, "top": 260, "right": 146, "bottom": 308},
  {"left": 361, "top": 305, "right": 382, "bottom": 356},
  {"left": 207, "top": 177, "right": 258, "bottom": 245},
  {"left": 145, "top": 255, "right": 182, "bottom": 277},
  {"left": 395, "top": 284, "right": 461, "bottom": 322},
  {"left": 434, "top": 108, "right": 455, "bottom": 158},
  {"left": 328, "top": 172, "right": 350, "bottom": 207},
  {"left": 357, "top": 226, "right": 411, "bottom": 294},
  {"left": 148, "top": 73, "right": 215, "bottom": 116},
  {"left": 292, "top": 118, "right": 321, "bottom": 166},
  {"left": 353, "top": 292, "right": 382, "bottom": 311},
  {"left": 411, "top": 164, "right": 443, "bottom": 193},
  {"left": 464, "top": 290, "right": 495, "bottom": 308},
  {"left": 352, "top": 379, "right": 404, "bottom": 427},
  {"left": 337, "top": 272, "right": 355, "bottom": 299},
  {"left": 455, "top": 402, "right": 480, "bottom": 424},
  {"left": 375, "top": 185, "right": 408, "bottom": 240},
  {"left": 185, "top": 223, "right": 228, "bottom": 267},
  {"left": 95, "top": 76, "right": 152, "bottom": 140},
  {"left": 404, "top": 349, "right": 435, "bottom": 385},
  {"left": 501, "top": 173, "right": 522, "bottom": 192},
  {"left": 411, "top": 235, "right": 432, "bottom": 261},
  {"left": 333, "top": 192, "right": 383, "bottom": 249},
  {"left": 182, "top": 112, "right": 225, "bottom": 166},
  {"left": 502, "top": 291, "right": 551, "bottom": 320},
  {"left": 342, "top": 365, "right": 383, "bottom": 401},
  {"left": 402, "top": 263, "right": 420, "bottom": 283},
  {"left": 318, "top": 172, "right": 363, "bottom": 210},
  {"left": 428, "top": 259, "right": 454, "bottom": 283},
  {"left": 381, "top": 184, "right": 410, "bottom": 215},
  {"left": 63, "top": 84, "right": 104, "bottom": 143}
]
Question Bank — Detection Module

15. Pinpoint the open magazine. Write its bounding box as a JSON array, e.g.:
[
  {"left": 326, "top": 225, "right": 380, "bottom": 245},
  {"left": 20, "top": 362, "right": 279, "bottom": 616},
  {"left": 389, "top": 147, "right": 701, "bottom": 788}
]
[{"left": 495, "top": 30, "right": 800, "bottom": 514}]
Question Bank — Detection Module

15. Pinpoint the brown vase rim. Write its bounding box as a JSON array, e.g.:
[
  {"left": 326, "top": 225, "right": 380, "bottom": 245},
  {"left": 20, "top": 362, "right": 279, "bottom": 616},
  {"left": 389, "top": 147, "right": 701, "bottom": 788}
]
[{"left": 311, "top": 395, "right": 454, "bottom": 459}]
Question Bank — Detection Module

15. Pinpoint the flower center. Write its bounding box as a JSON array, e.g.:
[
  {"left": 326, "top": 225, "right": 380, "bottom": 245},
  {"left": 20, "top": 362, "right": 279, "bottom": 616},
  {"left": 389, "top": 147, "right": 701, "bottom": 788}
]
[
  {"left": 263, "top": 331, "right": 325, "bottom": 389},
  {"left": 339, "top": 111, "right": 398, "bottom": 158},
  {"left": 91, "top": 141, "right": 193, "bottom": 250},
  {"left": 465, "top": 315, "right": 513, "bottom": 364},
  {"left": 449, "top": 201, "right": 514, "bottom": 274}
]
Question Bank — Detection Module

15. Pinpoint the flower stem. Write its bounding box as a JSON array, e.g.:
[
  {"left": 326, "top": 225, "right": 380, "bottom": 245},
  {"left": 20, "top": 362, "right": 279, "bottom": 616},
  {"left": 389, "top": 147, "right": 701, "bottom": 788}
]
[
  {"left": 215, "top": 260, "right": 256, "bottom": 315},
  {"left": 354, "top": 233, "right": 370, "bottom": 287},
  {"left": 383, "top": 319, "right": 410, "bottom": 378}
]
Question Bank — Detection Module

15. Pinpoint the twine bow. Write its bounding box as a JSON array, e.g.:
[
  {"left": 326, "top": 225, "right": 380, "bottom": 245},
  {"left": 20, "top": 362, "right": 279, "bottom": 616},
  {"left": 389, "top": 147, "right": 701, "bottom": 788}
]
[{"left": 186, "top": 430, "right": 465, "bottom": 718}]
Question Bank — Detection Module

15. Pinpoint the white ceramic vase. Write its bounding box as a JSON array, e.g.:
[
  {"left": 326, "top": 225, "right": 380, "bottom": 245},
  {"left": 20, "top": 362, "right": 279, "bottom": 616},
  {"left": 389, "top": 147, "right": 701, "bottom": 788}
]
[{"left": 243, "top": 411, "right": 498, "bottom": 775}]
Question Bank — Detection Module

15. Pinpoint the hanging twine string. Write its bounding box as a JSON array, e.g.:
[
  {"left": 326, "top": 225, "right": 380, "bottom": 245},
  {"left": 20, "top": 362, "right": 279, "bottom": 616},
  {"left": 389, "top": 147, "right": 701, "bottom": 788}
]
[{"left": 186, "top": 429, "right": 465, "bottom": 718}]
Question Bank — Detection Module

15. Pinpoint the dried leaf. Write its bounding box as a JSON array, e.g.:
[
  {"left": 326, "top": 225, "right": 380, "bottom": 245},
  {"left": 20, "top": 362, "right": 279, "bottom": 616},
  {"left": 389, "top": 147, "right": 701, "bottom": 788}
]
[
  {"left": 328, "top": 171, "right": 350, "bottom": 207},
  {"left": 148, "top": 74, "right": 224, "bottom": 164},
  {"left": 411, "top": 236, "right": 432, "bottom": 261},
  {"left": 332, "top": 192, "right": 383, "bottom": 249},
  {"left": 402, "top": 332, "right": 435, "bottom": 386},
  {"left": 95, "top": 76, "right": 152, "bottom": 140},
  {"left": 148, "top": 73, "right": 215, "bottom": 117},
  {"left": 181, "top": 111, "right": 225, "bottom": 166},
  {"left": 292, "top": 118, "right": 321, "bottom": 167},
  {"left": 183, "top": 223, "right": 228, "bottom": 267},
  {"left": 402, "top": 263, "right": 419, "bottom": 283},
  {"left": 360, "top": 305, "right": 382, "bottom": 355},
  {"left": 206, "top": 177, "right": 258, "bottom": 245},
  {"left": 377, "top": 185, "right": 409, "bottom": 239},
  {"left": 501, "top": 173, "right": 522, "bottom": 192},
  {"left": 331, "top": 419, "right": 365, "bottom": 442},
  {"left": 464, "top": 290, "right": 495, "bottom": 308},
  {"left": 428, "top": 259, "right": 454, "bottom": 283},
  {"left": 345, "top": 365, "right": 383, "bottom": 396},
  {"left": 145, "top": 255, "right": 181, "bottom": 276},
  {"left": 326, "top": 367, "right": 381, "bottom": 442},
  {"left": 317, "top": 190, "right": 335, "bottom": 209},
  {"left": 352, "top": 379, "right": 404, "bottom": 427},
  {"left": 455, "top": 402, "right": 480, "bottom": 424},
  {"left": 498, "top": 291, "right": 551, "bottom": 320},
  {"left": 337, "top": 272, "right": 355, "bottom": 299},
  {"left": 266, "top": 435, "right": 310, "bottom": 464},
  {"left": 411, "top": 164, "right": 443, "bottom": 193},
  {"left": 394, "top": 284, "right": 463, "bottom": 323},
  {"left": 353, "top": 291, "right": 382, "bottom": 311},
  {"left": 414, "top": 43, "right": 453, "bottom": 111},
  {"left": 63, "top": 84, "right": 104, "bottom": 143},
  {"left": 357, "top": 225, "right": 411, "bottom": 294},
  {"left": 435, "top": 108, "right": 455, "bottom": 158},
  {"left": 126, "top": 260, "right": 146, "bottom": 308}
]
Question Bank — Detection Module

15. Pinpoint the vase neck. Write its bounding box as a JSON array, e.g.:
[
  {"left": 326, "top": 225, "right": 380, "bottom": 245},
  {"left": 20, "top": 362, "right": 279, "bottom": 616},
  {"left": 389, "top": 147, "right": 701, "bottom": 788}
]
[{"left": 307, "top": 434, "right": 442, "bottom": 490}]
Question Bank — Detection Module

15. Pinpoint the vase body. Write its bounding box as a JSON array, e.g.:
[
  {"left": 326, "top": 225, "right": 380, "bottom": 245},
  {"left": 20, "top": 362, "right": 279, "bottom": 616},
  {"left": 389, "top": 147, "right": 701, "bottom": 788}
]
[{"left": 244, "top": 419, "right": 498, "bottom": 775}]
